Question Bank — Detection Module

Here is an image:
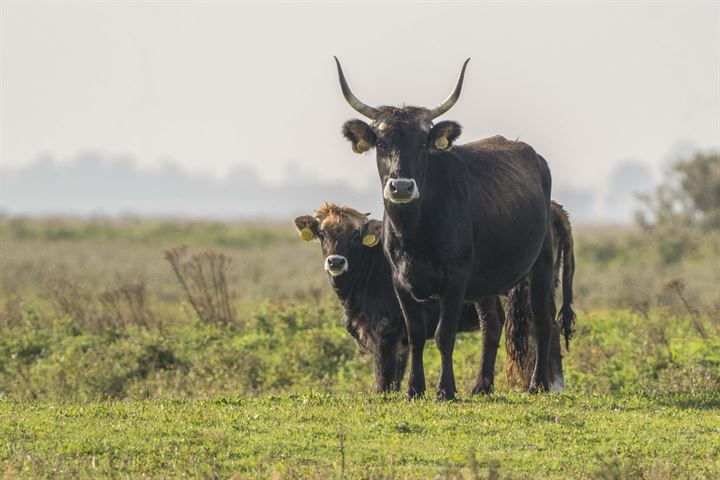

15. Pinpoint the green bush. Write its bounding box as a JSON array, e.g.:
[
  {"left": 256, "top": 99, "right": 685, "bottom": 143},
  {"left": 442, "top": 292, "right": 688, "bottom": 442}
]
[{"left": 1, "top": 300, "right": 717, "bottom": 400}]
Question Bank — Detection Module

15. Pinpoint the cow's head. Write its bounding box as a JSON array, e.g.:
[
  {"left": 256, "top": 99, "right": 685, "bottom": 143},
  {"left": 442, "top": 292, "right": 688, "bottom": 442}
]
[
  {"left": 336, "top": 57, "right": 468, "bottom": 206},
  {"left": 294, "top": 203, "right": 382, "bottom": 278}
]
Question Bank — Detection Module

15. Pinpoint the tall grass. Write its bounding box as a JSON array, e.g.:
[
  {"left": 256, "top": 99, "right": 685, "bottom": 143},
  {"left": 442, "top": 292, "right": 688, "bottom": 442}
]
[{"left": 0, "top": 217, "right": 718, "bottom": 400}]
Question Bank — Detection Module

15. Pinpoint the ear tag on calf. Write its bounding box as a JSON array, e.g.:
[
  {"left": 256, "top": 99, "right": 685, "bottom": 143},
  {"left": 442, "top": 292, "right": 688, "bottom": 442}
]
[
  {"left": 353, "top": 139, "right": 370, "bottom": 154},
  {"left": 300, "top": 227, "right": 314, "bottom": 241},
  {"left": 362, "top": 234, "right": 379, "bottom": 247},
  {"left": 435, "top": 136, "right": 449, "bottom": 150}
]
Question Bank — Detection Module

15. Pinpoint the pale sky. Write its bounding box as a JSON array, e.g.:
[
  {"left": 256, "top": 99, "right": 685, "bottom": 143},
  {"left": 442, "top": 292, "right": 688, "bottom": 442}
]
[{"left": 2, "top": 1, "right": 719, "bottom": 216}]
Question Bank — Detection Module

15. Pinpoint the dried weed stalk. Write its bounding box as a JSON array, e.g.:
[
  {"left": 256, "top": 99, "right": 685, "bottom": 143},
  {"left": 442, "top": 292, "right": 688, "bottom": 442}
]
[{"left": 165, "top": 246, "right": 236, "bottom": 325}]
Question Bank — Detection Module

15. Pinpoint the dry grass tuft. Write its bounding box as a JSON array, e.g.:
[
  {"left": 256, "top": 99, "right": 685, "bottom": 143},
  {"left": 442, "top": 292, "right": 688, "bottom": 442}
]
[
  {"left": 165, "top": 246, "right": 236, "bottom": 326},
  {"left": 99, "top": 282, "right": 154, "bottom": 329}
]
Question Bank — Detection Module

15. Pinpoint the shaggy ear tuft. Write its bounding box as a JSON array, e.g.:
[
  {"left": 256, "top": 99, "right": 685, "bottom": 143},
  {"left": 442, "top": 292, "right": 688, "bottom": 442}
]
[
  {"left": 342, "top": 119, "right": 376, "bottom": 154},
  {"left": 293, "top": 215, "right": 319, "bottom": 241},
  {"left": 362, "top": 219, "right": 383, "bottom": 247},
  {"left": 428, "top": 121, "right": 462, "bottom": 150}
]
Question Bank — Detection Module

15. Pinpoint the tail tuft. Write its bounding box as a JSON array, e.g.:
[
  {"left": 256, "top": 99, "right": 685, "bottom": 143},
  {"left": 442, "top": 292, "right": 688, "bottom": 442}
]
[
  {"left": 558, "top": 303, "right": 576, "bottom": 350},
  {"left": 506, "top": 280, "right": 531, "bottom": 360}
]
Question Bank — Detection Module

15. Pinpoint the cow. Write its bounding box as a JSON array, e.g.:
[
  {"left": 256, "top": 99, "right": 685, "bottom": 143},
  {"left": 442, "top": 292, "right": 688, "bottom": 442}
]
[
  {"left": 334, "top": 57, "right": 575, "bottom": 399},
  {"left": 294, "top": 201, "right": 575, "bottom": 393}
]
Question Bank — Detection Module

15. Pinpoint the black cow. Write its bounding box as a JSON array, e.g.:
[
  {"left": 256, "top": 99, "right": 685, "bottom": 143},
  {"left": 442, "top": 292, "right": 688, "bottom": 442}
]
[
  {"left": 335, "top": 57, "right": 575, "bottom": 399},
  {"left": 294, "top": 202, "right": 575, "bottom": 393}
]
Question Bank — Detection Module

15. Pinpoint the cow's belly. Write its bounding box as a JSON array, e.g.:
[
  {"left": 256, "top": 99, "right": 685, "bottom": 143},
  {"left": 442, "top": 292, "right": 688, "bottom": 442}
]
[{"left": 465, "top": 227, "right": 547, "bottom": 298}]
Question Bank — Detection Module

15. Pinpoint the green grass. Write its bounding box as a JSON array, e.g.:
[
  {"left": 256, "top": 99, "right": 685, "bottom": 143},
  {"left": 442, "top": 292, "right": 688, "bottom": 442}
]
[
  {"left": 2, "top": 306, "right": 718, "bottom": 401},
  {"left": 1, "top": 218, "right": 719, "bottom": 478},
  {"left": 2, "top": 393, "right": 719, "bottom": 479},
  {"left": 1, "top": 305, "right": 718, "bottom": 478}
]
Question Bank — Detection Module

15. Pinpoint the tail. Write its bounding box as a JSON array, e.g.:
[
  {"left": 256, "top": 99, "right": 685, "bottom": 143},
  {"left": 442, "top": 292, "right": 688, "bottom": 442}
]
[
  {"left": 550, "top": 201, "right": 576, "bottom": 350},
  {"left": 505, "top": 278, "right": 532, "bottom": 363}
]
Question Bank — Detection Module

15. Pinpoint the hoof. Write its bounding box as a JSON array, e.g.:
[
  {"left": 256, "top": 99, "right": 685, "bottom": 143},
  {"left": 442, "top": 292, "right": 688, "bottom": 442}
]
[
  {"left": 435, "top": 389, "right": 457, "bottom": 402},
  {"left": 471, "top": 382, "right": 494, "bottom": 395},
  {"left": 528, "top": 382, "right": 548, "bottom": 394},
  {"left": 375, "top": 383, "right": 395, "bottom": 394},
  {"left": 407, "top": 386, "right": 425, "bottom": 400}
]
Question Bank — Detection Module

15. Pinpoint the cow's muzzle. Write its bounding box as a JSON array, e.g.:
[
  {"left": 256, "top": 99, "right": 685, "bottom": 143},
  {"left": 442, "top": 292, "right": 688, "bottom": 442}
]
[
  {"left": 384, "top": 178, "right": 419, "bottom": 204},
  {"left": 325, "top": 255, "right": 348, "bottom": 276}
]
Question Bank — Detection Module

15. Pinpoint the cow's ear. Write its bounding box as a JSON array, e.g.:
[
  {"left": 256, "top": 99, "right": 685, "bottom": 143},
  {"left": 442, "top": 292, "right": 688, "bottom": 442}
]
[
  {"left": 342, "top": 119, "right": 377, "bottom": 154},
  {"left": 428, "top": 121, "right": 462, "bottom": 150},
  {"left": 294, "top": 215, "right": 319, "bottom": 241},
  {"left": 362, "top": 219, "right": 383, "bottom": 247}
]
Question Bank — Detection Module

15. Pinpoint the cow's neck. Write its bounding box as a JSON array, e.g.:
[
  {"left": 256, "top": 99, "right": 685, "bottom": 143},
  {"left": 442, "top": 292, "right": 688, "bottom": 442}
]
[
  {"left": 384, "top": 200, "right": 423, "bottom": 246},
  {"left": 329, "top": 247, "right": 394, "bottom": 316}
]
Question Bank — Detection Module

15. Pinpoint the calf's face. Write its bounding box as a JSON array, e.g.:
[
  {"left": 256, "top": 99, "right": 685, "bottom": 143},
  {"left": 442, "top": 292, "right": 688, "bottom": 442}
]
[{"left": 294, "top": 211, "right": 382, "bottom": 278}]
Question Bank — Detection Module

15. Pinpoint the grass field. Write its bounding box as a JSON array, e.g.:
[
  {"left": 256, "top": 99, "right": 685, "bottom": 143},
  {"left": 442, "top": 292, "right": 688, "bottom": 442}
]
[
  {"left": 3, "top": 393, "right": 719, "bottom": 479},
  {"left": 1, "top": 218, "right": 719, "bottom": 478}
]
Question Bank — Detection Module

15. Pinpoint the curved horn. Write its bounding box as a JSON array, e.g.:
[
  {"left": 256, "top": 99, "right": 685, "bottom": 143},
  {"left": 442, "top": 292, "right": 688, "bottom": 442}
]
[
  {"left": 334, "top": 56, "right": 379, "bottom": 119},
  {"left": 430, "top": 58, "right": 471, "bottom": 119}
]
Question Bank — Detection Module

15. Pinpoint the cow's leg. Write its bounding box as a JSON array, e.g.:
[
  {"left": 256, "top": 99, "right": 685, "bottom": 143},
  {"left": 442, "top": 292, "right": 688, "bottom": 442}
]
[
  {"left": 435, "top": 284, "right": 465, "bottom": 401},
  {"left": 393, "top": 341, "right": 409, "bottom": 392},
  {"left": 396, "top": 288, "right": 426, "bottom": 399},
  {"left": 548, "top": 321, "right": 565, "bottom": 392},
  {"left": 472, "top": 296, "right": 504, "bottom": 394},
  {"left": 529, "top": 231, "right": 555, "bottom": 393},
  {"left": 373, "top": 338, "right": 399, "bottom": 393},
  {"left": 545, "top": 279, "right": 565, "bottom": 392}
]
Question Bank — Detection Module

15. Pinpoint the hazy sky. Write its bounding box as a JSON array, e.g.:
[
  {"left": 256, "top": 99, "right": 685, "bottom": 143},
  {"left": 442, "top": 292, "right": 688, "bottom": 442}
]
[{"left": 2, "top": 2, "right": 719, "bottom": 201}]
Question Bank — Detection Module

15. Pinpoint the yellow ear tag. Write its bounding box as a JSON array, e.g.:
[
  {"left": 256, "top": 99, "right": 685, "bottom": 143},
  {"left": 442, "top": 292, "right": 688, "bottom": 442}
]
[
  {"left": 300, "top": 227, "right": 314, "bottom": 241},
  {"left": 353, "top": 139, "right": 370, "bottom": 154},
  {"left": 362, "top": 234, "right": 379, "bottom": 247},
  {"left": 435, "top": 136, "right": 449, "bottom": 150}
]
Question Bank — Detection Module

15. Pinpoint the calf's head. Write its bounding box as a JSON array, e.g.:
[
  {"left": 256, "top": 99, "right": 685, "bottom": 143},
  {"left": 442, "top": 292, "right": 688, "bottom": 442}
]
[
  {"left": 294, "top": 203, "right": 382, "bottom": 278},
  {"left": 336, "top": 57, "right": 468, "bottom": 206}
]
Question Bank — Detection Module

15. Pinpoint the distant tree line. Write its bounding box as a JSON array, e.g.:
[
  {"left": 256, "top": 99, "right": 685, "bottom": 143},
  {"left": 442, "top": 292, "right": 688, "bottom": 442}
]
[{"left": 636, "top": 150, "right": 720, "bottom": 231}]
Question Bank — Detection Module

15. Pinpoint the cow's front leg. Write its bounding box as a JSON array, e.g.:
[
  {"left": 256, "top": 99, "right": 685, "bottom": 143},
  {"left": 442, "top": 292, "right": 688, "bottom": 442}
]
[
  {"left": 395, "top": 288, "right": 426, "bottom": 399},
  {"left": 373, "top": 338, "right": 400, "bottom": 393},
  {"left": 435, "top": 284, "right": 466, "bottom": 401}
]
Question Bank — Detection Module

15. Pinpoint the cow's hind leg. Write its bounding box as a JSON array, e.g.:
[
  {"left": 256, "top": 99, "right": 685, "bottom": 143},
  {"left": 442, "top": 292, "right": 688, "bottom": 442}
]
[
  {"left": 472, "top": 296, "right": 504, "bottom": 394},
  {"left": 548, "top": 321, "right": 565, "bottom": 392},
  {"left": 528, "top": 231, "right": 555, "bottom": 393},
  {"left": 393, "top": 341, "right": 409, "bottom": 392},
  {"left": 396, "top": 288, "right": 427, "bottom": 399}
]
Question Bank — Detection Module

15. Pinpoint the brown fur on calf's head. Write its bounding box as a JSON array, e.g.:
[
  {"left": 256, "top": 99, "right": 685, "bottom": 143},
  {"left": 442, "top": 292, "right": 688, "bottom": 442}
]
[
  {"left": 295, "top": 203, "right": 384, "bottom": 252},
  {"left": 314, "top": 202, "right": 369, "bottom": 231}
]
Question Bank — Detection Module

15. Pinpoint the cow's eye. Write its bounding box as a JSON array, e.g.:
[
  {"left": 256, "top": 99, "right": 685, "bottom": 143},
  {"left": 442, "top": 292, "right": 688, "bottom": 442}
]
[{"left": 352, "top": 230, "right": 361, "bottom": 241}]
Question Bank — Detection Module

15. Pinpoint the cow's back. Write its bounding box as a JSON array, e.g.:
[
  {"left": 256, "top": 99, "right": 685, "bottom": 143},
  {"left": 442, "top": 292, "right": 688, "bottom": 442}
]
[{"left": 447, "top": 135, "right": 550, "bottom": 295}]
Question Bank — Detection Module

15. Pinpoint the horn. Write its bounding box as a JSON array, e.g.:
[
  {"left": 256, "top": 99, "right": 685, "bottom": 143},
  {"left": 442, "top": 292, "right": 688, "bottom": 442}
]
[
  {"left": 334, "top": 56, "right": 379, "bottom": 119},
  {"left": 430, "top": 58, "right": 471, "bottom": 119}
]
